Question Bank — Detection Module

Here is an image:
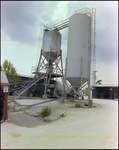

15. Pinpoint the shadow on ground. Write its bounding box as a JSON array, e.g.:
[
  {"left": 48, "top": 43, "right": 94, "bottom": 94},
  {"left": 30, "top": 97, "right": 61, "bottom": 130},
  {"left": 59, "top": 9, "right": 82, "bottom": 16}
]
[{"left": 8, "top": 111, "right": 45, "bottom": 127}]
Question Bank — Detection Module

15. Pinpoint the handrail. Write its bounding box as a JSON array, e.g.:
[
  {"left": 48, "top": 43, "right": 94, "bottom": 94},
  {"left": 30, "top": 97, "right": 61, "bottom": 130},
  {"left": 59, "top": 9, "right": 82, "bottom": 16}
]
[
  {"left": 75, "top": 7, "right": 91, "bottom": 15},
  {"left": 44, "top": 8, "right": 92, "bottom": 31},
  {"left": 52, "top": 18, "right": 69, "bottom": 27}
]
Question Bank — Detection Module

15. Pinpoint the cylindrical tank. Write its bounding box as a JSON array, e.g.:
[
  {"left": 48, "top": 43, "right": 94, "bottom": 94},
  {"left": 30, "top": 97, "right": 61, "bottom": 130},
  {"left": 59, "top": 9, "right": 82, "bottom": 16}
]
[
  {"left": 42, "top": 30, "right": 61, "bottom": 63},
  {"left": 56, "top": 81, "right": 68, "bottom": 93},
  {"left": 66, "top": 13, "right": 91, "bottom": 87}
]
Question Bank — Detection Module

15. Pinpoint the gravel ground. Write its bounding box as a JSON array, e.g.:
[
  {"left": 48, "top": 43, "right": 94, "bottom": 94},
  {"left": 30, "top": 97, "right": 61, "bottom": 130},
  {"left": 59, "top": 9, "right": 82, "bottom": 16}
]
[{"left": 1, "top": 98, "right": 118, "bottom": 149}]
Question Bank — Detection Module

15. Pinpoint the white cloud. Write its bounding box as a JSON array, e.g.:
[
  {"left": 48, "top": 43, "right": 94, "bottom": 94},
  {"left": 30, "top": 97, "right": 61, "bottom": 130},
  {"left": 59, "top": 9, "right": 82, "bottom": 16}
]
[{"left": 52, "top": 1, "right": 69, "bottom": 23}]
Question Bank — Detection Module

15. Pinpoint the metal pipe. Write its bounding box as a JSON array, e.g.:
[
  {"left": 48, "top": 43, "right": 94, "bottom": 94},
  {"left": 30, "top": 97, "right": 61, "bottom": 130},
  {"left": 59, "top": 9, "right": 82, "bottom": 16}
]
[
  {"left": 61, "top": 51, "right": 64, "bottom": 102},
  {"left": 88, "top": 17, "right": 92, "bottom": 101},
  {"left": 80, "top": 56, "right": 83, "bottom": 100},
  {"left": 4, "top": 92, "right": 8, "bottom": 120},
  {"left": 64, "top": 58, "right": 67, "bottom": 94}
]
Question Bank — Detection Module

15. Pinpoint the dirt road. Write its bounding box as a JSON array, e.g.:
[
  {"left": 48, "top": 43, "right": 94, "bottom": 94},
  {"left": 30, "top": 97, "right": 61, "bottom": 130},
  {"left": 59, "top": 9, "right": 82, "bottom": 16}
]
[{"left": 1, "top": 99, "right": 118, "bottom": 149}]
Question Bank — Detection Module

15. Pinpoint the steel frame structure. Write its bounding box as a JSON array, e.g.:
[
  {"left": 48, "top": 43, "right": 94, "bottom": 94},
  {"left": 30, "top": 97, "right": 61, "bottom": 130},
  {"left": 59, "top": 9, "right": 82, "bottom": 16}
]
[
  {"left": 32, "top": 48, "right": 64, "bottom": 98},
  {"left": 43, "top": 7, "right": 96, "bottom": 100},
  {"left": 9, "top": 8, "right": 96, "bottom": 100}
]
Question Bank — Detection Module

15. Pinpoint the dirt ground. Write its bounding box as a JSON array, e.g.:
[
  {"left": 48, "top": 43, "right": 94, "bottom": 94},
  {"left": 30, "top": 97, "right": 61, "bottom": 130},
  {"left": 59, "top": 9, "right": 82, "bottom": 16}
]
[{"left": 1, "top": 98, "right": 118, "bottom": 149}]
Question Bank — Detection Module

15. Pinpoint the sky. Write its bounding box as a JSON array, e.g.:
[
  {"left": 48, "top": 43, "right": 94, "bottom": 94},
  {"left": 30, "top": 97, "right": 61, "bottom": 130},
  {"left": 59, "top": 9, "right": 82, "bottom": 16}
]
[{"left": 1, "top": 1, "right": 118, "bottom": 85}]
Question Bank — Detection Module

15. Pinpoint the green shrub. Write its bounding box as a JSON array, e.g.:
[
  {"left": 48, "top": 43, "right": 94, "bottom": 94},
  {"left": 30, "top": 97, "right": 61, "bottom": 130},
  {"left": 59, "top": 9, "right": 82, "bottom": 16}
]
[
  {"left": 75, "top": 104, "right": 84, "bottom": 108},
  {"left": 87, "top": 105, "right": 95, "bottom": 108},
  {"left": 40, "top": 107, "right": 51, "bottom": 117},
  {"left": 87, "top": 105, "right": 92, "bottom": 108},
  {"left": 59, "top": 112, "right": 66, "bottom": 117}
]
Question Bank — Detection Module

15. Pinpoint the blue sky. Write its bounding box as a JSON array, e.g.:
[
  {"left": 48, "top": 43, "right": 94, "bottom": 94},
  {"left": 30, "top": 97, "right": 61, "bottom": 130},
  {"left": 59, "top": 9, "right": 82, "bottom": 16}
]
[{"left": 1, "top": 1, "right": 118, "bottom": 85}]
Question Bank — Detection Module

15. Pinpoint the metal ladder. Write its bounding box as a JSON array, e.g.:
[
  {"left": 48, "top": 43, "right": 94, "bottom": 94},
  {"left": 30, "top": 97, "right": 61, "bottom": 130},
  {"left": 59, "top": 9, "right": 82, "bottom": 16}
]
[{"left": 14, "top": 74, "right": 45, "bottom": 97}]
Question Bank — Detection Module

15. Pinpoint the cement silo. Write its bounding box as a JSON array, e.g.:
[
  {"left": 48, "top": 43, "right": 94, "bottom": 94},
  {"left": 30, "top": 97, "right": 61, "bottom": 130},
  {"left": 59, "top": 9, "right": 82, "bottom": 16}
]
[
  {"left": 42, "top": 30, "right": 61, "bottom": 63},
  {"left": 66, "top": 13, "right": 91, "bottom": 88},
  {"left": 35, "top": 29, "right": 64, "bottom": 99}
]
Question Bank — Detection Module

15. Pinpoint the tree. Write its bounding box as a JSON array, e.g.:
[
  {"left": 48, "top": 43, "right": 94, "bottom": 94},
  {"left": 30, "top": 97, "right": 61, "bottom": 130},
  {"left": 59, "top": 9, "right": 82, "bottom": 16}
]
[
  {"left": 0, "top": 65, "right": 3, "bottom": 71},
  {"left": 2, "top": 60, "right": 21, "bottom": 84}
]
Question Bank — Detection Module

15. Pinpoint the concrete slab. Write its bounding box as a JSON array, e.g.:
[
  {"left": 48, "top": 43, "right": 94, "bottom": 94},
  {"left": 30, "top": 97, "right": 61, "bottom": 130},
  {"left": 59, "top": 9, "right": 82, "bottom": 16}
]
[
  {"left": 8, "top": 112, "right": 45, "bottom": 127},
  {"left": 1, "top": 99, "right": 118, "bottom": 149},
  {"left": 14, "top": 99, "right": 53, "bottom": 106},
  {"left": 42, "top": 94, "right": 47, "bottom": 99}
]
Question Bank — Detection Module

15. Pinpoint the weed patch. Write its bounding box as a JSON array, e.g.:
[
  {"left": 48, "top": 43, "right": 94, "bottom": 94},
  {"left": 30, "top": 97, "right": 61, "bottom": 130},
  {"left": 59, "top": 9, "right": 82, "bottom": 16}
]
[
  {"left": 59, "top": 112, "right": 66, "bottom": 117},
  {"left": 40, "top": 107, "right": 51, "bottom": 117},
  {"left": 87, "top": 105, "right": 93, "bottom": 108},
  {"left": 87, "top": 105, "right": 96, "bottom": 108},
  {"left": 75, "top": 104, "right": 84, "bottom": 108}
]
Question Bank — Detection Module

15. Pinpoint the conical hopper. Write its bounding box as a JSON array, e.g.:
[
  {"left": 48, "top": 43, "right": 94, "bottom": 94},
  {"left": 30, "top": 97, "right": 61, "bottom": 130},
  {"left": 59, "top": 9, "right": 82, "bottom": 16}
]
[
  {"left": 66, "top": 77, "right": 88, "bottom": 87},
  {"left": 42, "top": 30, "right": 61, "bottom": 63}
]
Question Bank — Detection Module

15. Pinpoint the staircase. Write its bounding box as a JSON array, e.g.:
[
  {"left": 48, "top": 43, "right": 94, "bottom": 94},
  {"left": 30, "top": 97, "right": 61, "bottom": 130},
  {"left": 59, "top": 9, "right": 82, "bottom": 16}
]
[{"left": 14, "top": 74, "right": 44, "bottom": 97}]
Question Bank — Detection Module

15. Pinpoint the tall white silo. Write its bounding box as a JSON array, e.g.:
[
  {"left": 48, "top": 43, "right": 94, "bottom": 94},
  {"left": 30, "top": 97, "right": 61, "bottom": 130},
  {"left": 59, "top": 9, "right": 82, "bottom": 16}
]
[{"left": 66, "top": 13, "right": 91, "bottom": 88}]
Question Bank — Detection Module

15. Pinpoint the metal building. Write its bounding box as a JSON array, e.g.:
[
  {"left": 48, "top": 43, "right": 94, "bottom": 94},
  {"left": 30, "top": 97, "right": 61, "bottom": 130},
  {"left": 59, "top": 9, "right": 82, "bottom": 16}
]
[{"left": 92, "top": 84, "right": 118, "bottom": 99}]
